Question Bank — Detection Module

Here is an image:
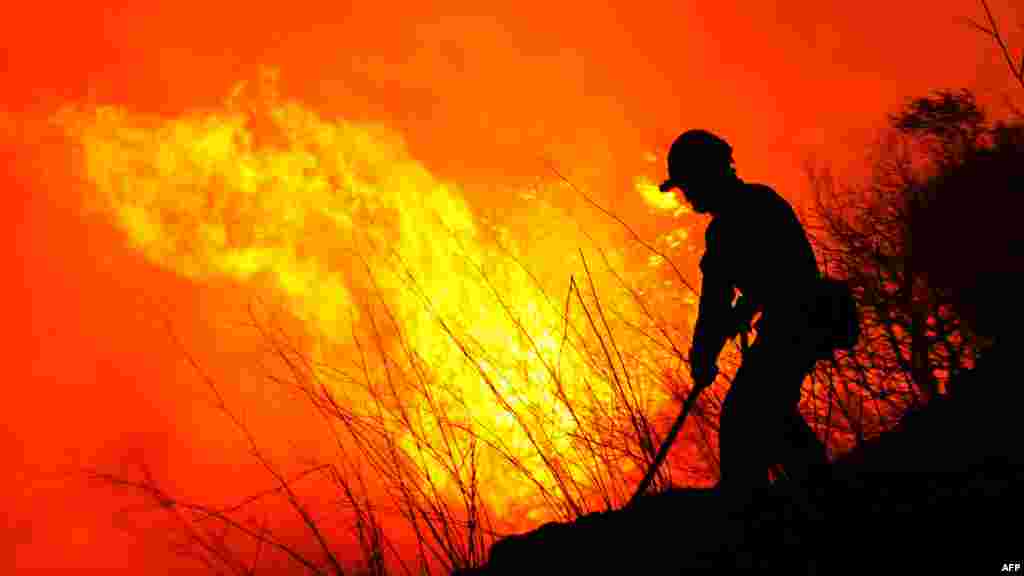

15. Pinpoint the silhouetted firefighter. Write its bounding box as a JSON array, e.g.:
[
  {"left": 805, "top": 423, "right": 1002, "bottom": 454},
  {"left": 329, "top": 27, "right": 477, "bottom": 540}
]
[{"left": 656, "top": 130, "right": 835, "bottom": 498}]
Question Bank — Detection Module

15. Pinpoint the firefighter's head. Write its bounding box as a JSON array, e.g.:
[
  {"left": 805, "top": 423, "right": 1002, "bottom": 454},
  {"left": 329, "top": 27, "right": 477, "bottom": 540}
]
[{"left": 659, "top": 129, "right": 737, "bottom": 214}]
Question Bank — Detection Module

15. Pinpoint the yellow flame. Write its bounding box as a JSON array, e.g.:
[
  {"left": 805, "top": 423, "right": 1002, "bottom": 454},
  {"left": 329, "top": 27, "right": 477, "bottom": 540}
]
[
  {"left": 635, "top": 175, "right": 689, "bottom": 216},
  {"left": 54, "top": 72, "right": 687, "bottom": 523}
]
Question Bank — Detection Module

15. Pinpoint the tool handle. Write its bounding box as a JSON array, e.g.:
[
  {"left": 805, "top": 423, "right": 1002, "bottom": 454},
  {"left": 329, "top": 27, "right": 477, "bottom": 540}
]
[
  {"left": 627, "top": 381, "right": 705, "bottom": 507},
  {"left": 628, "top": 327, "right": 744, "bottom": 507}
]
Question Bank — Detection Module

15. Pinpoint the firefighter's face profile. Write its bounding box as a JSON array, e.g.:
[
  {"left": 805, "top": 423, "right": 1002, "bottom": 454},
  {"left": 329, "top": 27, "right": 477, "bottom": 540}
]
[
  {"left": 681, "top": 185, "right": 712, "bottom": 213},
  {"left": 676, "top": 172, "right": 716, "bottom": 213},
  {"left": 672, "top": 162, "right": 730, "bottom": 214}
]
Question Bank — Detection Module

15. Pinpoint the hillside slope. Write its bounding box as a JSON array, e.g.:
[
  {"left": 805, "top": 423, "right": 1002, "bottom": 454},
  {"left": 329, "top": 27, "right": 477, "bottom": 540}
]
[{"left": 456, "top": 341, "right": 1022, "bottom": 574}]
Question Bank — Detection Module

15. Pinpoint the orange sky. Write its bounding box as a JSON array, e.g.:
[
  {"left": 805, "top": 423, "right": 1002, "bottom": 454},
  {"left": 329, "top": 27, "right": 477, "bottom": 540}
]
[{"left": 4, "top": 1, "right": 1022, "bottom": 573}]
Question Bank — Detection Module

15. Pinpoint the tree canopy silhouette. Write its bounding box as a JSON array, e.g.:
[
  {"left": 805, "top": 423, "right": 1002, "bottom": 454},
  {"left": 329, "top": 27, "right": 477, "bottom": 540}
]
[{"left": 808, "top": 87, "right": 1024, "bottom": 437}]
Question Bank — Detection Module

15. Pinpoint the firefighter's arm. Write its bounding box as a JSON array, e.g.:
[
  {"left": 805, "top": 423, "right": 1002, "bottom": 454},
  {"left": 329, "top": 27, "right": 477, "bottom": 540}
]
[
  {"left": 690, "top": 269, "right": 733, "bottom": 387},
  {"left": 689, "top": 220, "right": 734, "bottom": 388}
]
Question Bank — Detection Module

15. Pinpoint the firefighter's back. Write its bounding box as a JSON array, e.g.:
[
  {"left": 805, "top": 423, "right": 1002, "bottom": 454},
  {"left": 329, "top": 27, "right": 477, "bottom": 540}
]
[{"left": 715, "top": 182, "right": 819, "bottom": 314}]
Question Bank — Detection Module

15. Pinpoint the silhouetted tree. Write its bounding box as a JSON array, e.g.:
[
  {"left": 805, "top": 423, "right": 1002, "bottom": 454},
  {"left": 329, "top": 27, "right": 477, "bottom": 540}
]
[
  {"left": 806, "top": 88, "right": 1024, "bottom": 453},
  {"left": 796, "top": 1, "right": 1024, "bottom": 452}
]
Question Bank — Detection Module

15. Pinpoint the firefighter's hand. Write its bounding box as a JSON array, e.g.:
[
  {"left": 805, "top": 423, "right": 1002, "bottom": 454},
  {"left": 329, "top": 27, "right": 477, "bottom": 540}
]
[
  {"left": 729, "top": 297, "right": 756, "bottom": 338},
  {"left": 688, "top": 353, "right": 718, "bottom": 390},
  {"left": 735, "top": 309, "right": 754, "bottom": 335}
]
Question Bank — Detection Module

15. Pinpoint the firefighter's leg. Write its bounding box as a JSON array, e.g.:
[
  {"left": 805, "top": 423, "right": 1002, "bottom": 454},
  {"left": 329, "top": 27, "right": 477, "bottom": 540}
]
[
  {"left": 777, "top": 350, "right": 832, "bottom": 493},
  {"left": 779, "top": 406, "right": 831, "bottom": 490},
  {"left": 716, "top": 346, "right": 781, "bottom": 562},
  {"left": 718, "top": 353, "right": 773, "bottom": 494}
]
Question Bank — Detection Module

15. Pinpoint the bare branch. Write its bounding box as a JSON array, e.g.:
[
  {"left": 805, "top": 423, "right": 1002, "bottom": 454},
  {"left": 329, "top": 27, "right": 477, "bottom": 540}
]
[
  {"left": 964, "top": 16, "right": 995, "bottom": 37},
  {"left": 973, "top": 0, "right": 1024, "bottom": 89}
]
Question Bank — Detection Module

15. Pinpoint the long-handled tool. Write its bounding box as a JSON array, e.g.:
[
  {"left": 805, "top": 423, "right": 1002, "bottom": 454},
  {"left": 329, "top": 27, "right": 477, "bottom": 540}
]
[
  {"left": 627, "top": 329, "right": 751, "bottom": 507},
  {"left": 627, "top": 370, "right": 714, "bottom": 507}
]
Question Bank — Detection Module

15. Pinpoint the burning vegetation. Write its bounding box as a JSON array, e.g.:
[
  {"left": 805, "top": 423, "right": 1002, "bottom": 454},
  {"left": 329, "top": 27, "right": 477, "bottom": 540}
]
[
  {"left": 47, "top": 62, "right": 1021, "bottom": 574},
  {"left": 53, "top": 69, "right": 730, "bottom": 573}
]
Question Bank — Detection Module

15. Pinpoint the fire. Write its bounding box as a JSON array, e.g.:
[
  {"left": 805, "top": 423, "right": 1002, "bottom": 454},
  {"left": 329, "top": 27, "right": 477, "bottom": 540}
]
[
  {"left": 636, "top": 175, "right": 690, "bottom": 217},
  {"left": 53, "top": 69, "right": 695, "bottom": 528}
]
